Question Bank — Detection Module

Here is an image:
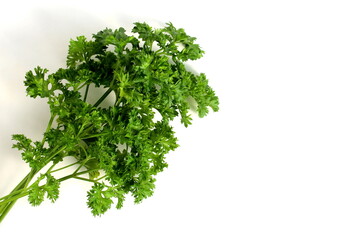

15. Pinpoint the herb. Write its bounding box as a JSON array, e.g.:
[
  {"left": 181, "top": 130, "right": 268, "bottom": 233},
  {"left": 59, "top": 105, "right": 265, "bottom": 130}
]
[{"left": 0, "top": 22, "right": 219, "bottom": 222}]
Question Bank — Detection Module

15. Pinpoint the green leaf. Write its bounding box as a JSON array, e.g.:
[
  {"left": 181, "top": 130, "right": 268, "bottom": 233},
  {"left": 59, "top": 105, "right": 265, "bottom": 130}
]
[
  {"left": 12, "top": 135, "right": 49, "bottom": 170},
  {"left": 44, "top": 174, "right": 60, "bottom": 203},
  {"left": 131, "top": 177, "right": 156, "bottom": 204},
  {"left": 24, "top": 66, "right": 50, "bottom": 98},
  {"left": 87, "top": 183, "right": 125, "bottom": 216},
  {"left": 66, "top": 36, "right": 102, "bottom": 68},
  {"left": 28, "top": 185, "right": 45, "bottom": 207},
  {"left": 87, "top": 183, "right": 112, "bottom": 216},
  {"left": 12, "top": 134, "right": 32, "bottom": 151}
]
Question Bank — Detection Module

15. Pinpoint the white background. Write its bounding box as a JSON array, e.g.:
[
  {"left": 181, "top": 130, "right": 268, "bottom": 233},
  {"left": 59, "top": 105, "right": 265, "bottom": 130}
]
[{"left": 1, "top": 0, "right": 360, "bottom": 239}]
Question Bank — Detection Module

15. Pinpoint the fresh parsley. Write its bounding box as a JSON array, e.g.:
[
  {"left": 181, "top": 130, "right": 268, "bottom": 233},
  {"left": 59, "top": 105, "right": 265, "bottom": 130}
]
[{"left": 0, "top": 22, "right": 219, "bottom": 222}]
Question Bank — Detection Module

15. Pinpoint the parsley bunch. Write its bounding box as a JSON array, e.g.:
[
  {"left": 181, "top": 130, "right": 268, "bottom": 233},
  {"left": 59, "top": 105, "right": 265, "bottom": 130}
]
[{"left": 0, "top": 22, "right": 219, "bottom": 222}]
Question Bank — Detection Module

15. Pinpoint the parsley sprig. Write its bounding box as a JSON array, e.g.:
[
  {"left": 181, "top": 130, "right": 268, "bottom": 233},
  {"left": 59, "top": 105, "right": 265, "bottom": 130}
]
[{"left": 0, "top": 22, "right": 219, "bottom": 222}]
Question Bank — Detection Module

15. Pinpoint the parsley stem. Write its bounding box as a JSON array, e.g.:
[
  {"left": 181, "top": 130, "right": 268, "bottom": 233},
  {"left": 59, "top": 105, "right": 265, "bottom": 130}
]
[
  {"left": 93, "top": 88, "right": 112, "bottom": 108},
  {"left": 73, "top": 156, "right": 93, "bottom": 174},
  {"left": 77, "top": 82, "right": 88, "bottom": 91},
  {"left": 0, "top": 143, "right": 67, "bottom": 222},
  {"left": 81, "top": 132, "right": 109, "bottom": 139},
  {"left": 0, "top": 169, "right": 37, "bottom": 202},
  {"left": 0, "top": 204, "right": 15, "bottom": 222},
  {"left": 72, "top": 176, "right": 98, "bottom": 183},
  {"left": 72, "top": 174, "right": 106, "bottom": 183},
  {"left": 0, "top": 187, "right": 29, "bottom": 203},
  {"left": 0, "top": 171, "right": 30, "bottom": 200},
  {"left": 50, "top": 161, "right": 79, "bottom": 174},
  {"left": 46, "top": 162, "right": 58, "bottom": 174},
  {"left": 58, "top": 168, "right": 101, "bottom": 182},
  {"left": 0, "top": 168, "right": 38, "bottom": 223},
  {"left": 83, "top": 84, "right": 90, "bottom": 102},
  {"left": 48, "top": 146, "right": 67, "bottom": 161},
  {"left": 79, "top": 142, "right": 88, "bottom": 159},
  {"left": 41, "top": 113, "right": 55, "bottom": 147},
  {"left": 0, "top": 190, "right": 30, "bottom": 208},
  {"left": 0, "top": 167, "right": 100, "bottom": 221}
]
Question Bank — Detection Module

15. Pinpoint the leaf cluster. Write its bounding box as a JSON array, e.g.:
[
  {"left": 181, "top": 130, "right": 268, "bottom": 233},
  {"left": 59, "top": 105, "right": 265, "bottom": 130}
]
[
  {"left": 28, "top": 174, "right": 60, "bottom": 206},
  {"left": 12, "top": 22, "right": 219, "bottom": 216}
]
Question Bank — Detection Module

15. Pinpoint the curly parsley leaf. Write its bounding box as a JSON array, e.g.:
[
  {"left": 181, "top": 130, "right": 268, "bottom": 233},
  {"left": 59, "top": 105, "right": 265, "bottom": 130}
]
[{"left": 43, "top": 174, "right": 60, "bottom": 203}]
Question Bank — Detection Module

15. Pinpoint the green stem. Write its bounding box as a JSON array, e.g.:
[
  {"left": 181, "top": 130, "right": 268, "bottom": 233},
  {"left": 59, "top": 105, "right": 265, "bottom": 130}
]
[
  {"left": 73, "top": 176, "right": 98, "bottom": 183},
  {"left": 0, "top": 187, "right": 28, "bottom": 203},
  {"left": 48, "top": 146, "right": 67, "bottom": 161},
  {"left": 0, "top": 167, "right": 99, "bottom": 223},
  {"left": 58, "top": 169, "right": 100, "bottom": 182},
  {"left": 0, "top": 171, "right": 32, "bottom": 201},
  {"left": 41, "top": 113, "right": 55, "bottom": 147},
  {"left": 50, "top": 161, "right": 79, "bottom": 174},
  {"left": 47, "top": 163, "right": 58, "bottom": 174},
  {"left": 0, "top": 144, "right": 65, "bottom": 223},
  {"left": 81, "top": 132, "right": 109, "bottom": 140},
  {"left": 0, "top": 203, "right": 16, "bottom": 222},
  {"left": 73, "top": 157, "right": 93, "bottom": 174},
  {"left": 76, "top": 81, "right": 87, "bottom": 91},
  {"left": 0, "top": 191, "right": 30, "bottom": 207},
  {"left": 95, "top": 175, "right": 107, "bottom": 181},
  {"left": 0, "top": 169, "right": 38, "bottom": 223},
  {"left": 0, "top": 160, "right": 102, "bottom": 223},
  {"left": 79, "top": 142, "right": 88, "bottom": 159},
  {"left": 83, "top": 84, "right": 90, "bottom": 102},
  {"left": 93, "top": 88, "right": 112, "bottom": 108}
]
